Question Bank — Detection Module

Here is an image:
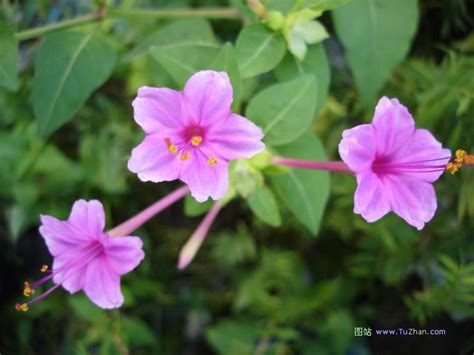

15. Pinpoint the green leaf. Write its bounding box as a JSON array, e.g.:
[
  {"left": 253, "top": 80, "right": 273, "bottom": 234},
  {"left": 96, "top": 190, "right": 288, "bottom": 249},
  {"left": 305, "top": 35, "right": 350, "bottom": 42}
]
[
  {"left": 121, "top": 317, "right": 158, "bottom": 347},
  {"left": 206, "top": 321, "right": 259, "bottom": 355},
  {"left": 275, "top": 44, "right": 330, "bottom": 115},
  {"left": 236, "top": 24, "right": 286, "bottom": 78},
  {"left": 0, "top": 22, "right": 18, "bottom": 90},
  {"left": 123, "top": 18, "right": 218, "bottom": 62},
  {"left": 333, "top": 0, "right": 418, "bottom": 104},
  {"left": 150, "top": 44, "right": 220, "bottom": 87},
  {"left": 246, "top": 76, "right": 318, "bottom": 146},
  {"left": 184, "top": 194, "right": 213, "bottom": 217},
  {"left": 269, "top": 132, "right": 329, "bottom": 235},
  {"left": 247, "top": 186, "right": 282, "bottom": 227},
  {"left": 212, "top": 42, "right": 242, "bottom": 106},
  {"left": 32, "top": 30, "right": 117, "bottom": 135}
]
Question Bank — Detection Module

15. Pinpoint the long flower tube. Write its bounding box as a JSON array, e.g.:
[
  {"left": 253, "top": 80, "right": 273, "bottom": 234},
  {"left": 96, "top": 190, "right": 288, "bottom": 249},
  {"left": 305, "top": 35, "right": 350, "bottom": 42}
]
[
  {"left": 177, "top": 202, "right": 223, "bottom": 270},
  {"left": 16, "top": 186, "right": 189, "bottom": 310}
]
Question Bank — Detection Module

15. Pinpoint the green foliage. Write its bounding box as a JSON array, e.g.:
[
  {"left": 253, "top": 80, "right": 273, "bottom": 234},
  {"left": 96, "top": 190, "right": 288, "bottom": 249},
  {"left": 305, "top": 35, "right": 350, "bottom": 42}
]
[
  {"left": 123, "top": 18, "right": 217, "bottom": 62},
  {"left": 333, "top": 0, "right": 419, "bottom": 104},
  {"left": 236, "top": 23, "right": 286, "bottom": 78},
  {"left": 246, "top": 76, "right": 318, "bottom": 146},
  {"left": 407, "top": 256, "right": 474, "bottom": 323},
  {"left": 270, "top": 133, "right": 330, "bottom": 235},
  {"left": 275, "top": 43, "right": 330, "bottom": 116},
  {"left": 0, "top": 22, "right": 17, "bottom": 90},
  {"left": 32, "top": 29, "right": 117, "bottom": 135},
  {"left": 247, "top": 185, "right": 282, "bottom": 227}
]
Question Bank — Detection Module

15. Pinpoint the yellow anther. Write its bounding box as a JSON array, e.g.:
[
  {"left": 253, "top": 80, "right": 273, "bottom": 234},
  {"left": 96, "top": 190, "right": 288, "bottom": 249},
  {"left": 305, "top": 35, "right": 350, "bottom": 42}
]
[
  {"left": 23, "top": 282, "right": 34, "bottom": 297},
  {"left": 447, "top": 162, "right": 460, "bottom": 174},
  {"left": 15, "top": 303, "right": 29, "bottom": 312},
  {"left": 40, "top": 265, "right": 48, "bottom": 273},
  {"left": 208, "top": 156, "right": 218, "bottom": 167},
  {"left": 164, "top": 138, "right": 178, "bottom": 155},
  {"left": 191, "top": 135, "right": 203, "bottom": 146},
  {"left": 180, "top": 152, "right": 191, "bottom": 161},
  {"left": 455, "top": 149, "right": 467, "bottom": 163},
  {"left": 168, "top": 144, "right": 178, "bottom": 154}
]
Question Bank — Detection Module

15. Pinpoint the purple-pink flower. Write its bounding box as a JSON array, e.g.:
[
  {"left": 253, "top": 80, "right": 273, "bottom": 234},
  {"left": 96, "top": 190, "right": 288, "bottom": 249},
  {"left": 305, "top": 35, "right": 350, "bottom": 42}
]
[
  {"left": 18, "top": 200, "right": 145, "bottom": 310},
  {"left": 128, "top": 70, "right": 265, "bottom": 202},
  {"left": 338, "top": 97, "right": 451, "bottom": 230}
]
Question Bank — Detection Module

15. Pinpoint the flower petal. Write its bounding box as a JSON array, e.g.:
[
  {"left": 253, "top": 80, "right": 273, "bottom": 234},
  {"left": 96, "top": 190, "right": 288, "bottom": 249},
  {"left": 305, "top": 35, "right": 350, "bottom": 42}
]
[
  {"left": 39, "top": 215, "right": 89, "bottom": 256},
  {"left": 183, "top": 71, "right": 233, "bottom": 126},
  {"left": 83, "top": 257, "right": 124, "bottom": 309},
  {"left": 104, "top": 236, "right": 145, "bottom": 276},
  {"left": 354, "top": 171, "right": 391, "bottom": 222},
  {"left": 338, "top": 124, "right": 376, "bottom": 172},
  {"left": 206, "top": 113, "right": 265, "bottom": 160},
  {"left": 383, "top": 175, "right": 437, "bottom": 230},
  {"left": 389, "top": 128, "right": 452, "bottom": 182},
  {"left": 52, "top": 253, "right": 87, "bottom": 293},
  {"left": 128, "top": 134, "right": 182, "bottom": 183},
  {"left": 372, "top": 97, "right": 415, "bottom": 156},
  {"left": 180, "top": 150, "right": 228, "bottom": 202},
  {"left": 133, "top": 87, "right": 184, "bottom": 134},
  {"left": 68, "top": 200, "right": 105, "bottom": 238}
]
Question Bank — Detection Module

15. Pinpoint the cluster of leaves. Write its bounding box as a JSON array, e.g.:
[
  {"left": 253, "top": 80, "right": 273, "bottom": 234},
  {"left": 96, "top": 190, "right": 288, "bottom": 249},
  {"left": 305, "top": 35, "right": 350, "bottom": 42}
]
[{"left": 1, "top": 0, "right": 474, "bottom": 354}]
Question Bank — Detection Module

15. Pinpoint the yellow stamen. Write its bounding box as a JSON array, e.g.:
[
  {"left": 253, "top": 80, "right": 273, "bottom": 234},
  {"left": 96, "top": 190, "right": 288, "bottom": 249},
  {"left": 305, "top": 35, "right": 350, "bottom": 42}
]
[
  {"left": 191, "top": 135, "right": 203, "bottom": 146},
  {"left": 447, "top": 162, "right": 461, "bottom": 174},
  {"left": 164, "top": 138, "right": 178, "bottom": 155},
  {"left": 23, "top": 281, "right": 34, "bottom": 297},
  {"left": 40, "top": 265, "right": 48, "bottom": 273},
  {"left": 455, "top": 149, "right": 467, "bottom": 163},
  {"left": 208, "top": 156, "right": 217, "bottom": 167},
  {"left": 180, "top": 152, "right": 191, "bottom": 161},
  {"left": 15, "top": 303, "right": 29, "bottom": 312},
  {"left": 447, "top": 149, "right": 474, "bottom": 174}
]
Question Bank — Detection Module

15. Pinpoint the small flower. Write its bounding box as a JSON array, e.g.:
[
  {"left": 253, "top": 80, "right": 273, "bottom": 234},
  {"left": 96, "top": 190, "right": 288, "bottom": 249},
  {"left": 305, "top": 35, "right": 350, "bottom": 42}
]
[
  {"left": 17, "top": 200, "right": 145, "bottom": 310},
  {"left": 339, "top": 97, "right": 451, "bottom": 230},
  {"left": 128, "top": 70, "right": 265, "bottom": 202}
]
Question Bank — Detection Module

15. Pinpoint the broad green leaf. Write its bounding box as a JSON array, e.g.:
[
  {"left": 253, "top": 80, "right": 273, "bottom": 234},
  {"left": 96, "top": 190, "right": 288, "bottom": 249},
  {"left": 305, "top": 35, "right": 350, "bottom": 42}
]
[
  {"left": 246, "top": 76, "right": 318, "bottom": 146},
  {"left": 248, "top": 185, "right": 282, "bottom": 227},
  {"left": 123, "top": 18, "right": 217, "bottom": 62},
  {"left": 333, "top": 0, "right": 418, "bottom": 104},
  {"left": 275, "top": 44, "right": 330, "bottom": 115},
  {"left": 0, "top": 22, "right": 18, "bottom": 90},
  {"left": 236, "top": 24, "right": 286, "bottom": 78},
  {"left": 184, "top": 194, "right": 212, "bottom": 217},
  {"left": 212, "top": 42, "right": 242, "bottom": 106},
  {"left": 32, "top": 30, "right": 117, "bottom": 135},
  {"left": 270, "top": 132, "right": 329, "bottom": 235},
  {"left": 150, "top": 44, "right": 220, "bottom": 87}
]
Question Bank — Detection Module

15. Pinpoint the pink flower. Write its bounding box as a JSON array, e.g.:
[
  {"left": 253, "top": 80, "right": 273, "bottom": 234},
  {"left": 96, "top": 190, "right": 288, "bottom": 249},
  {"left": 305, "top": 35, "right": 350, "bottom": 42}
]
[
  {"left": 338, "top": 97, "right": 451, "bottom": 230},
  {"left": 17, "top": 200, "right": 145, "bottom": 310},
  {"left": 128, "top": 70, "right": 265, "bottom": 202}
]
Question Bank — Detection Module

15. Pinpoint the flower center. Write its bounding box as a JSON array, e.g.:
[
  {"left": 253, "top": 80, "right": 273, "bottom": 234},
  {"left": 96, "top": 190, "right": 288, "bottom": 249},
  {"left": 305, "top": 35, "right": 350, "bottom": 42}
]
[{"left": 183, "top": 126, "right": 204, "bottom": 147}]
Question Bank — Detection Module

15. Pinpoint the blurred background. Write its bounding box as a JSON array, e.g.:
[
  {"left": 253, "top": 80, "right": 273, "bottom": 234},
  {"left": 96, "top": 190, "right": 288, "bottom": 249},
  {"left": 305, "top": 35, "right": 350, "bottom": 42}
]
[{"left": 1, "top": 0, "right": 474, "bottom": 354}]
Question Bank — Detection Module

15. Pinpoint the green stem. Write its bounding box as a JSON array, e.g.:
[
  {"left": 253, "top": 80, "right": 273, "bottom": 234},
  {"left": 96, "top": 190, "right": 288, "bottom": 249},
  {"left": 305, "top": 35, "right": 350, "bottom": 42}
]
[
  {"left": 15, "top": 7, "right": 243, "bottom": 42},
  {"left": 109, "top": 7, "right": 243, "bottom": 20},
  {"left": 15, "top": 11, "right": 106, "bottom": 41}
]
